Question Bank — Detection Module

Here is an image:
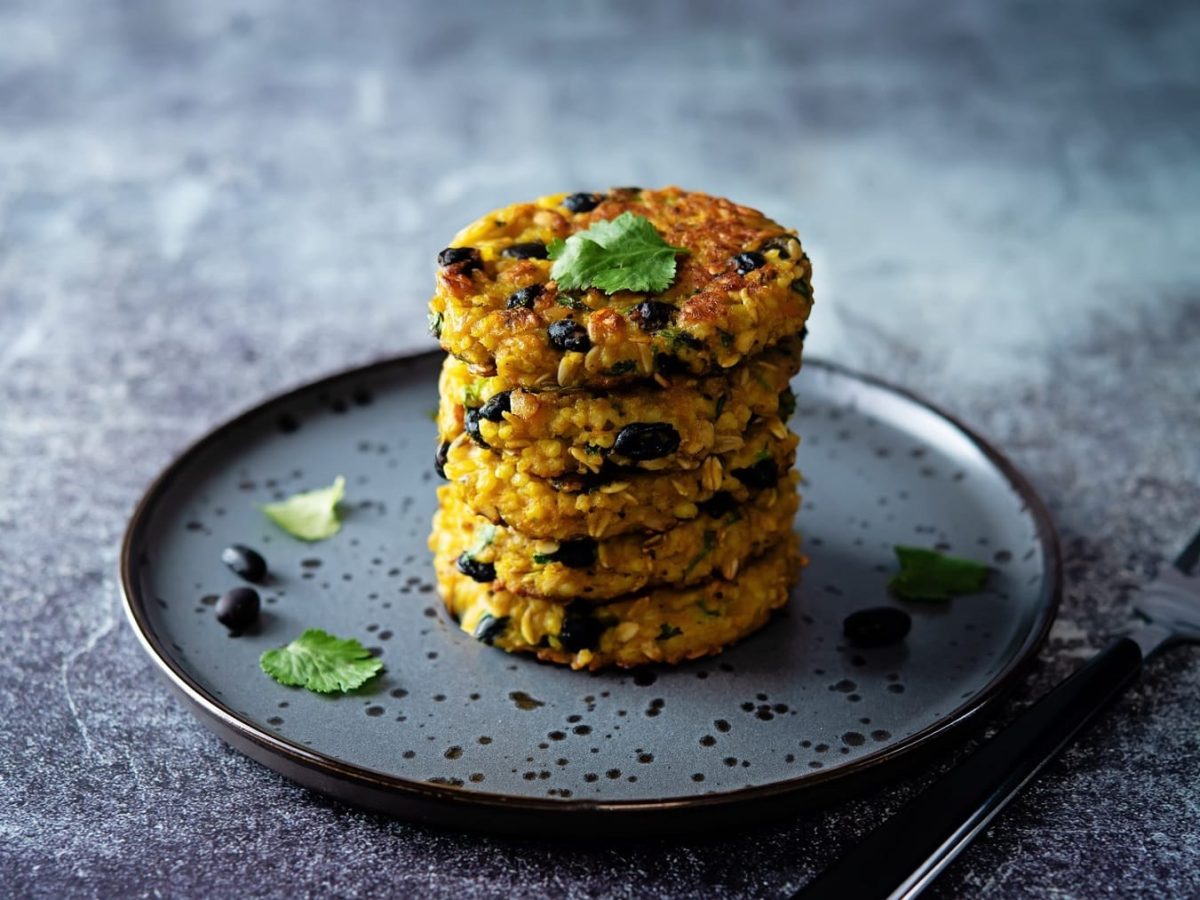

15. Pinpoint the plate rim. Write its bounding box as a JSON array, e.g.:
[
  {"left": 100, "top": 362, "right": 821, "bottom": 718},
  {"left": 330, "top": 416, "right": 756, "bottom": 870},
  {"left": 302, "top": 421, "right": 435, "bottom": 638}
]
[{"left": 118, "top": 349, "right": 1062, "bottom": 832}]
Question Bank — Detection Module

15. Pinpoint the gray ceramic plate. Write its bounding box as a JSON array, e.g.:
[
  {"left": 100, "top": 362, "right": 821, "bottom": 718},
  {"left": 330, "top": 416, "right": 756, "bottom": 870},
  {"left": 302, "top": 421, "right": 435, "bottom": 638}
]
[{"left": 120, "top": 352, "right": 1060, "bottom": 836}]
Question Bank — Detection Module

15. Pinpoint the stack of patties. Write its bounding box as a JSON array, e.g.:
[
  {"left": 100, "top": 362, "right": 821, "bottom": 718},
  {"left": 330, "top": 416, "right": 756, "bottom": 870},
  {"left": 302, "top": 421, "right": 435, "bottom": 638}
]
[{"left": 428, "top": 187, "right": 813, "bottom": 670}]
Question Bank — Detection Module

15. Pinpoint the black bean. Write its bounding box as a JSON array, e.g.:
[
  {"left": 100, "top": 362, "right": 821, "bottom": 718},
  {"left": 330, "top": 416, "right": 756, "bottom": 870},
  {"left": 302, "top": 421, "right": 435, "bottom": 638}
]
[
  {"left": 502, "top": 242, "right": 548, "bottom": 260},
  {"left": 758, "top": 235, "right": 797, "bottom": 259},
  {"left": 546, "top": 538, "right": 597, "bottom": 569},
  {"left": 558, "top": 610, "right": 608, "bottom": 652},
  {"left": 654, "top": 353, "right": 689, "bottom": 376},
  {"left": 547, "top": 318, "right": 590, "bottom": 353},
  {"left": 437, "top": 247, "right": 481, "bottom": 269},
  {"left": 506, "top": 284, "right": 544, "bottom": 309},
  {"left": 633, "top": 300, "right": 673, "bottom": 333},
  {"left": 434, "top": 441, "right": 451, "bottom": 479},
  {"left": 732, "top": 251, "right": 766, "bottom": 275},
  {"left": 799, "top": 324, "right": 809, "bottom": 341},
  {"left": 698, "top": 491, "right": 737, "bottom": 519},
  {"left": 456, "top": 552, "right": 495, "bottom": 583},
  {"left": 613, "top": 423, "right": 681, "bottom": 461},
  {"left": 548, "top": 462, "right": 626, "bottom": 494},
  {"left": 843, "top": 607, "right": 912, "bottom": 648},
  {"left": 216, "top": 587, "right": 260, "bottom": 632},
  {"left": 790, "top": 278, "right": 812, "bottom": 299},
  {"left": 478, "top": 391, "right": 511, "bottom": 422},
  {"left": 778, "top": 385, "right": 796, "bottom": 420},
  {"left": 562, "top": 192, "right": 602, "bottom": 213},
  {"left": 463, "top": 407, "right": 488, "bottom": 447},
  {"left": 732, "top": 458, "right": 779, "bottom": 490},
  {"left": 473, "top": 614, "right": 509, "bottom": 645},
  {"left": 220, "top": 544, "right": 267, "bottom": 583}
]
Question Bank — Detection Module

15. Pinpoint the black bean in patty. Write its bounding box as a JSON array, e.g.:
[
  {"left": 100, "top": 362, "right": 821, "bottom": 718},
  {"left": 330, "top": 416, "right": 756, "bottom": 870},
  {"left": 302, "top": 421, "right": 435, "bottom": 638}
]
[
  {"left": 732, "top": 458, "right": 780, "bottom": 490},
  {"left": 758, "top": 235, "right": 797, "bottom": 260},
  {"left": 437, "top": 246, "right": 481, "bottom": 268},
  {"left": 633, "top": 300, "right": 673, "bottom": 333},
  {"left": 613, "top": 423, "right": 681, "bottom": 461},
  {"left": 790, "top": 278, "right": 812, "bottom": 299},
  {"left": 732, "top": 251, "right": 766, "bottom": 275},
  {"left": 545, "top": 538, "right": 597, "bottom": 569},
  {"left": 434, "top": 441, "right": 451, "bottom": 479},
  {"left": 478, "top": 391, "right": 511, "bottom": 422},
  {"left": 502, "top": 242, "right": 549, "bottom": 260},
  {"left": 562, "top": 192, "right": 602, "bottom": 213},
  {"left": 558, "top": 609, "right": 609, "bottom": 652},
  {"left": 698, "top": 491, "right": 737, "bottom": 519},
  {"left": 473, "top": 614, "right": 509, "bottom": 645},
  {"left": 463, "top": 407, "right": 488, "bottom": 447},
  {"left": 506, "top": 284, "right": 544, "bottom": 309},
  {"left": 654, "top": 353, "right": 689, "bottom": 376},
  {"left": 456, "top": 552, "right": 495, "bottom": 583},
  {"left": 547, "top": 318, "right": 591, "bottom": 352}
]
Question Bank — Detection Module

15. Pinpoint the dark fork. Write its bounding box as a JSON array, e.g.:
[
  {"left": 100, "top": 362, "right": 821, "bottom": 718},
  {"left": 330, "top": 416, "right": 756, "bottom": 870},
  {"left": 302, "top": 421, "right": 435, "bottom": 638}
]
[{"left": 794, "top": 528, "right": 1200, "bottom": 900}]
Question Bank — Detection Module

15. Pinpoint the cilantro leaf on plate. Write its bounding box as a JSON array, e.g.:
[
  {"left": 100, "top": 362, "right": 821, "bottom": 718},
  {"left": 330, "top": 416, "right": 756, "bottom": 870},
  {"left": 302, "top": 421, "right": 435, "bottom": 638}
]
[
  {"left": 548, "top": 212, "right": 687, "bottom": 294},
  {"left": 888, "top": 545, "right": 990, "bottom": 601},
  {"left": 261, "top": 475, "right": 345, "bottom": 541},
  {"left": 260, "top": 628, "right": 383, "bottom": 693}
]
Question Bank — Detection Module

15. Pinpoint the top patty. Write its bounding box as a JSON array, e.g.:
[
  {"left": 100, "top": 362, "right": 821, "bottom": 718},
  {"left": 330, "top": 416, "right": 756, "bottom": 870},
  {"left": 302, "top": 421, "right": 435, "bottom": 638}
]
[{"left": 429, "top": 187, "right": 814, "bottom": 389}]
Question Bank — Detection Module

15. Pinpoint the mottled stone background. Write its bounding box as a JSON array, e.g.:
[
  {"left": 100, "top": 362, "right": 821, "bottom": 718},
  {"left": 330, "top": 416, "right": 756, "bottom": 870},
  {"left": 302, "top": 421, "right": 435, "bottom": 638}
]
[{"left": 2, "top": 0, "right": 1198, "bottom": 897}]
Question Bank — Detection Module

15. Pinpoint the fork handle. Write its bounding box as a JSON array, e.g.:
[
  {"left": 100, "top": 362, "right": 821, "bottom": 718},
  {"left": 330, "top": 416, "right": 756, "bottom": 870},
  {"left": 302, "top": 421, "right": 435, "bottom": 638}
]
[{"left": 793, "top": 637, "right": 1144, "bottom": 900}]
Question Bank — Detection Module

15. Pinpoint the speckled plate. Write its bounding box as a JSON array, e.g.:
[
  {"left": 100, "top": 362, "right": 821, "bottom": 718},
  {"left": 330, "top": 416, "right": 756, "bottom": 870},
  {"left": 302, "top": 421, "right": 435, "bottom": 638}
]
[{"left": 120, "top": 351, "right": 1060, "bottom": 836}]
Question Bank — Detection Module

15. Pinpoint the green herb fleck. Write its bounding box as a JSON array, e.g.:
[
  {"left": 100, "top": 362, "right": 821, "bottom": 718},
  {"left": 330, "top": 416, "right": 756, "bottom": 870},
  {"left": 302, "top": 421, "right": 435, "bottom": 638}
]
[
  {"left": 260, "top": 628, "right": 383, "bottom": 693},
  {"left": 556, "top": 294, "right": 589, "bottom": 311},
  {"left": 658, "top": 326, "right": 700, "bottom": 351},
  {"left": 657, "top": 624, "right": 683, "bottom": 641},
  {"left": 778, "top": 385, "right": 796, "bottom": 420},
  {"left": 889, "top": 546, "right": 990, "bottom": 601},
  {"left": 582, "top": 442, "right": 608, "bottom": 456},
  {"left": 548, "top": 212, "right": 688, "bottom": 294},
  {"left": 532, "top": 552, "right": 553, "bottom": 566},
  {"left": 697, "top": 601, "right": 722, "bottom": 618},
  {"left": 261, "top": 476, "right": 345, "bottom": 542},
  {"left": 754, "top": 448, "right": 772, "bottom": 462},
  {"left": 608, "top": 359, "right": 636, "bottom": 375},
  {"left": 685, "top": 530, "right": 717, "bottom": 574},
  {"left": 468, "top": 523, "right": 496, "bottom": 557},
  {"left": 427, "top": 309, "right": 443, "bottom": 338},
  {"left": 718, "top": 329, "right": 734, "bottom": 348},
  {"left": 462, "top": 378, "right": 486, "bottom": 408}
]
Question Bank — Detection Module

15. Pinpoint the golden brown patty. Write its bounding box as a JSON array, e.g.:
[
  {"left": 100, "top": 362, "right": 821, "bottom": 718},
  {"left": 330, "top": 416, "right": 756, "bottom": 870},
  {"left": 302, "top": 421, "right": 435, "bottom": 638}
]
[
  {"left": 430, "top": 477, "right": 799, "bottom": 602},
  {"left": 428, "top": 187, "right": 813, "bottom": 389},
  {"left": 437, "top": 338, "right": 800, "bottom": 478},
  {"left": 440, "top": 415, "right": 798, "bottom": 541},
  {"left": 434, "top": 535, "right": 802, "bottom": 670}
]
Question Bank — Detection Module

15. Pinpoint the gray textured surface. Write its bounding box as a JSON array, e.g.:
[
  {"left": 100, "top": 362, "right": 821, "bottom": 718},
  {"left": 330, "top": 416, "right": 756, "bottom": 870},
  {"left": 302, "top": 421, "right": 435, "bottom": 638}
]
[{"left": 1, "top": 0, "right": 1198, "bottom": 897}]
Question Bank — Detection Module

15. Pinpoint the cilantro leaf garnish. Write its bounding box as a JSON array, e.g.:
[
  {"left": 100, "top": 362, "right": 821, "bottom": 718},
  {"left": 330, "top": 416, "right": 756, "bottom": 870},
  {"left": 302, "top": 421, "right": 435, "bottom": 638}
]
[
  {"left": 889, "top": 546, "right": 990, "bottom": 601},
  {"left": 260, "top": 628, "right": 383, "bottom": 693},
  {"left": 261, "top": 476, "right": 345, "bottom": 542},
  {"left": 548, "top": 212, "right": 687, "bottom": 294}
]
